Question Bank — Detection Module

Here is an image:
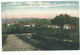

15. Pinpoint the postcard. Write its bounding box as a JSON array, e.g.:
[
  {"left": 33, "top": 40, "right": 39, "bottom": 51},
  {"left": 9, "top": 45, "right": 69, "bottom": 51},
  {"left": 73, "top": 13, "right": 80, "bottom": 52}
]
[{"left": 2, "top": 1, "right": 79, "bottom": 51}]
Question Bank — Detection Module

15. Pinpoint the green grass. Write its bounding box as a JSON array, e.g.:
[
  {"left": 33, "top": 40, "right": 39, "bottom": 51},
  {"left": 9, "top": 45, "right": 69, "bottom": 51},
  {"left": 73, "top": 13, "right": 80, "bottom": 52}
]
[
  {"left": 16, "top": 34, "right": 79, "bottom": 50},
  {"left": 16, "top": 35, "right": 47, "bottom": 50},
  {"left": 2, "top": 34, "right": 8, "bottom": 46}
]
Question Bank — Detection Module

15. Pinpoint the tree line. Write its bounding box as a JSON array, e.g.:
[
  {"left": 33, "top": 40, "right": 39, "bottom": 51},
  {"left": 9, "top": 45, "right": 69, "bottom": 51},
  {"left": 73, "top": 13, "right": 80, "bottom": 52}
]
[
  {"left": 2, "top": 14, "right": 79, "bottom": 34},
  {"left": 51, "top": 14, "right": 79, "bottom": 30}
]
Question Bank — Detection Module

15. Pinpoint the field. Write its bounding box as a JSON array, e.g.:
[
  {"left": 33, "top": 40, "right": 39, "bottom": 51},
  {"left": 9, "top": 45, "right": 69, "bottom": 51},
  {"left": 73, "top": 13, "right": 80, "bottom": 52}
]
[
  {"left": 16, "top": 28, "right": 79, "bottom": 50},
  {"left": 2, "top": 34, "right": 8, "bottom": 46},
  {"left": 2, "top": 15, "right": 79, "bottom": 50}
]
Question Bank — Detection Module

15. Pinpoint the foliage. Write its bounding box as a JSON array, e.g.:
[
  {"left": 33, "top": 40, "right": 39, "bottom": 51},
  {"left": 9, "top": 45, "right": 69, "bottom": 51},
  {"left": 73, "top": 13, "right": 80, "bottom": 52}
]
[
  {"left": 51, "top": 14, "right": 79, "bottom": 30},
  {"left": 2, "top": 34, "right": 8, "bottom": 46},
  {"left": 2, "top": 14, "right": 79, "bottom": 50},
  {"left": 16, "top": 29, "right": 79, "bottom": 50}
]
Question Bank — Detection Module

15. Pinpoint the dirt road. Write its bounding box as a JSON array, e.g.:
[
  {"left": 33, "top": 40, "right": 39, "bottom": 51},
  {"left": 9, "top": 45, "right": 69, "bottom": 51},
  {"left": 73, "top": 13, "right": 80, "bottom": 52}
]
[{"left": 2, "top": 35, "right": 37, "bottom": 51}]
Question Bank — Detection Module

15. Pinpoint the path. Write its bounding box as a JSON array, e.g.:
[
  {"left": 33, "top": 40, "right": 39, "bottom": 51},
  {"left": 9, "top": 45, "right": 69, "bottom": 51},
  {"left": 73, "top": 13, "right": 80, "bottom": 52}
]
[{"left": 2, "top": 35, "right": 37, "bottom": 51}]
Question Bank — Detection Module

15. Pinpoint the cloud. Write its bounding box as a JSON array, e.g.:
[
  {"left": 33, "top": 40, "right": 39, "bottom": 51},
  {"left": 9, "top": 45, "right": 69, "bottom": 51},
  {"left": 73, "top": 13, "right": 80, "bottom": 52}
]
[
  {"left": 53, "top": 3, "right": 76, "bottom": 6},
  {"left": 9, "top": 2, "right": 18, "bottom": 5},
  {"left": 2, "top": 1, "right": 78, "bottom": 19},
  {"left": 9, "top": 2, "right": 76, "bottom": 8},
  {"left": 21, "top": 2, "right": 76, "bottom": 6},
  {"left": 2, "top": 9, "right": 79, "bottom": 19},
  {"left": 10, "top": 2, "right": 76, "bottom": 9}
]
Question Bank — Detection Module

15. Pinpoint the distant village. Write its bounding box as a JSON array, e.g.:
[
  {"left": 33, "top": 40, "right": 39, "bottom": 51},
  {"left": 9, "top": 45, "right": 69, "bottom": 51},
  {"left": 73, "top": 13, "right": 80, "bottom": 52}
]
[{"left": 7, "top": 22, "right": 75, "bottom": 29}]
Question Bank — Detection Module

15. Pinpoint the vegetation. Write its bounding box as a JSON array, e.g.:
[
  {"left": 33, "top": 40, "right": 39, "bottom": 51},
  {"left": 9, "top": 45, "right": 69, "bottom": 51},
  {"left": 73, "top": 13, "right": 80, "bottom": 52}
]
[
  {"left": 2, "top": 34, "right": 8, "bottom": 46},
  {"left": 2, "top": 14, "right": 79, "bottom": 50},
  {"left": 51, "top": 14, "right": 79, "bottom": 30},
  {"left": 16, "top": 28, "right": 79, "bottom": 50}
]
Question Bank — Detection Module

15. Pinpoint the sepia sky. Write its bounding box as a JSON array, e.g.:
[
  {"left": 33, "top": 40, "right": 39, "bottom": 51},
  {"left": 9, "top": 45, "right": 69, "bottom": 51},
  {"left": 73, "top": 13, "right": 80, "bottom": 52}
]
[{"left": 2, "top": 1, "right": 79, "bottom": 19}]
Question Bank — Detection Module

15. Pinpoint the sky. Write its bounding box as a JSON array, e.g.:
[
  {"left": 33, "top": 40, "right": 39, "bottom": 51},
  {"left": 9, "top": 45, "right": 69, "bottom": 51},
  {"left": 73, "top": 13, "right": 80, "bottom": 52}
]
[{"left": 1, "top": 1, "right": 79, "bottom": 19}]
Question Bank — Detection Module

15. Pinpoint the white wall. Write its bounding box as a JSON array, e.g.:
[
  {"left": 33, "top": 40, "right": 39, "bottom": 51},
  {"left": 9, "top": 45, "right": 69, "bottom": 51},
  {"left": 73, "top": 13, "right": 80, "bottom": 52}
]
[
  {"left": 25, "top": 25, "right": 30, "bottom": 27},
  {"left": 7, "top": 24, "right": 10, "bottom": 26}
]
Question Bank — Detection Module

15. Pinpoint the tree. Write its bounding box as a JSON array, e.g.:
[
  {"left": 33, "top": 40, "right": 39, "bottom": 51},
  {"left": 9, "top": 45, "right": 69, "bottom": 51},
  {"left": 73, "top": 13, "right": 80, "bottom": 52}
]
[{"left": 51, "top": 14, "right": 78, "bottom": 30}]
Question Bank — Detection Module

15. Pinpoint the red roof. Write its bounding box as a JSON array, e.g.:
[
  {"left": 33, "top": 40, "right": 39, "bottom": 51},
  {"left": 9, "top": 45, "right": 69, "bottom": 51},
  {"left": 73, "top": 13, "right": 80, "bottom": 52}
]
[
  {"left": 66, "top": 24, "right": 75, "bottom": 29},
  {"left": 50, "top": 25, "right": 57, "bottom": 28},
  {"left": 66, "top": 24, "right": 71, "bottom": 27},
  {"left": 20, "top": 23, "right": 36, "bottom": 26},
  {"left": 23, "top": 23, "right": 36, "bottom": 25},
  {"left": 8, "top": 22, "right": 17, "bottom": 25},
  {"left": 43, "top": 25, "right": 49, "bottom": 27},
  {"left": 8, "top": 22, "right": 18, "bottom": 24}
]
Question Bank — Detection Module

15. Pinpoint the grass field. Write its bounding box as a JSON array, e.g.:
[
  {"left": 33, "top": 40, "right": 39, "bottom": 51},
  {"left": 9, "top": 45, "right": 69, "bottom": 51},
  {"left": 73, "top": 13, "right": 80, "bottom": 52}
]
[
  {"left": 16, "top": 34, "right": 79, "bottom": 50},
  {"left": 2, "top": 34, "right": 8, "bottom": 46}
]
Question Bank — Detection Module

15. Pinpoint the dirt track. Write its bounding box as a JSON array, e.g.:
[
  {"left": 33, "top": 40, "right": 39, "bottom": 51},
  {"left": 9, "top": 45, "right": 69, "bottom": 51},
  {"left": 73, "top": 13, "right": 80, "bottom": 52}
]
[{"left": 2, "top": 35, "right": 37, "bottom": 51}]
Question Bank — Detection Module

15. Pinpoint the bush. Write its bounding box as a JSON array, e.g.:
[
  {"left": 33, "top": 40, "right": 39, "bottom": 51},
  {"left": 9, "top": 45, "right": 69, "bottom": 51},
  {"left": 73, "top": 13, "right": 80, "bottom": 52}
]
[{"left": 2, "top": 34, "right": 8, "bottom": 46}]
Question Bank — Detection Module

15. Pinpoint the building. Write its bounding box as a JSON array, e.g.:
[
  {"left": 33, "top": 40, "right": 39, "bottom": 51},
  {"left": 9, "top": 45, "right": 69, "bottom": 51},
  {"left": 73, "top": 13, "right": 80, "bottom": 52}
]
[
  {"left": 7, "top": 22, "right": 18, "bottom": 26},
  {"left": 20, "top": 23, "right": 36, "bottom": 27},
  {"left": 63, "top": 24, "right": 75, "bottom": 29},
  {"left": 43, "top": 25, "right": 59, "bottom": 28},
  {"left": 43, "top": 25, "right": 50, "bottom": 27},
  {"left": 50, "top": 25, "right": 59, "bottom": 28}
]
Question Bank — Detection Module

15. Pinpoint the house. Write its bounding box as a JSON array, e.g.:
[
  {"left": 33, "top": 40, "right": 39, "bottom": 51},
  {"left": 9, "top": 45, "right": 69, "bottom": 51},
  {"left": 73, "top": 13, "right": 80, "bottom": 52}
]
[
  {"left": 43, "top": 25, "right": 59, "bottom": 28},
  {"left": 43, "top": 25, "right": 50, "bottom": 27},
  {"left": 20, "top": 23, "right": 36, "bottom": 27},
  {"left": 63, "top": 24, "right": 75, "bottom": 29},
  {"left": 7, "top": 22, "right": 18, "bottom": 26},
  {"left": 50, "top": 25, "right": 59, "bottom": 28}
]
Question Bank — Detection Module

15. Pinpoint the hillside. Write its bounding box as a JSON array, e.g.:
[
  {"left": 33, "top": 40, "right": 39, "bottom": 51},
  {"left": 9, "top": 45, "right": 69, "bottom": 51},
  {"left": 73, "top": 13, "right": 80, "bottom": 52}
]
[{"left": 2, "top": 18, "right": 41, "bottom": 24}]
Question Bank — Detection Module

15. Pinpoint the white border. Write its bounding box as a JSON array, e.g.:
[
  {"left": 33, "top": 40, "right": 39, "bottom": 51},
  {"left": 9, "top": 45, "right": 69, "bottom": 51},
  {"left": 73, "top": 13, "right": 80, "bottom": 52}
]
[
  {"left": 0, "top": 0, "right": 79, "bottom": 2},
  {"left": 0, "top": 0, "right": 80, "bottom": 55}
]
